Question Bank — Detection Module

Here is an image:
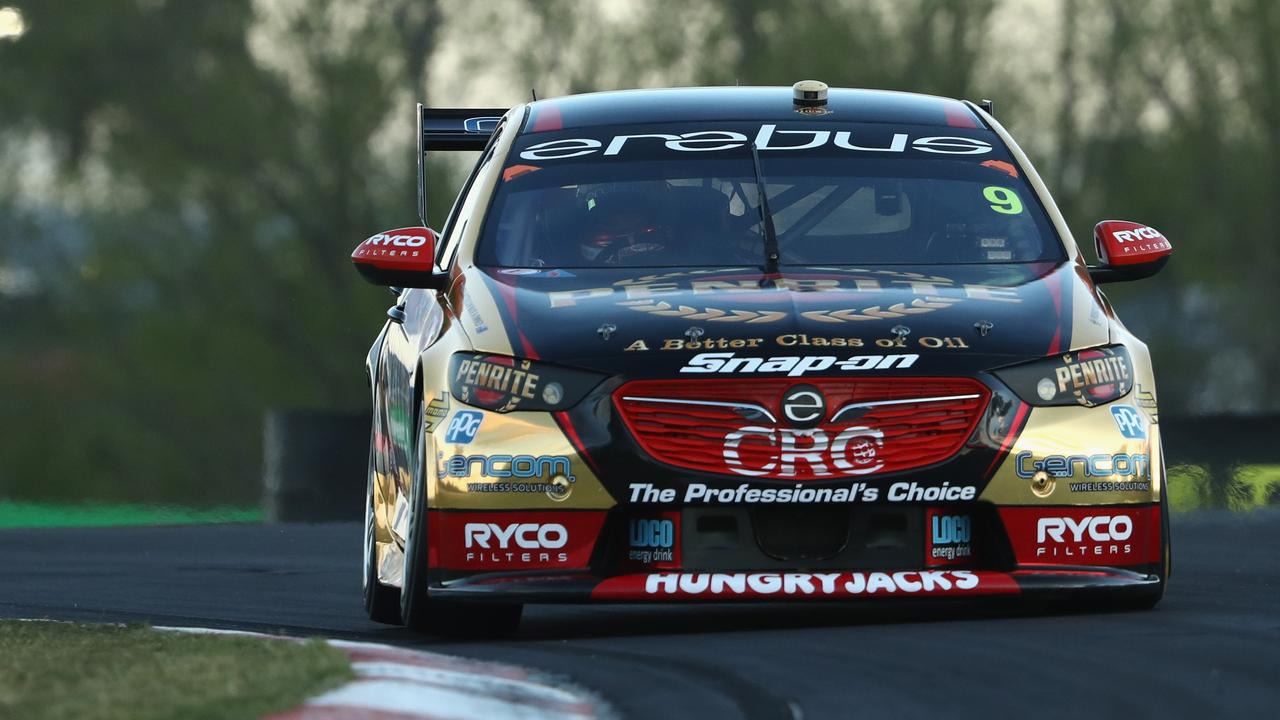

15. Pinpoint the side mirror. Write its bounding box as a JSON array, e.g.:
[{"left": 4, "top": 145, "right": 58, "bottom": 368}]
[
  {"left": 350, "top": 227, "right": 449, "bottom": 289},
  {"left": 1087, "top": 220, "right": 1173, "bottom": 283}
]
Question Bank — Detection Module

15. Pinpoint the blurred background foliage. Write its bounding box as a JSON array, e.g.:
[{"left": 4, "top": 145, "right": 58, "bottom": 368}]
[{"left": 0, "top": 0, "right": 1275, "bottom": 506}]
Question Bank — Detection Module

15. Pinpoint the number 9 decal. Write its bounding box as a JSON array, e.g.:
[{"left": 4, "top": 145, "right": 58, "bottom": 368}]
[{"left": 983, "top": 186, "right": 1023, "bottom": 215}]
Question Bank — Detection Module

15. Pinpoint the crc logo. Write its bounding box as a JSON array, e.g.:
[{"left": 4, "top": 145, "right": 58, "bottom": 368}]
[
  {"left": 630, "top": 518, "right": 675, "bottom": 549},
  {"left": 445, "top": 410, "right": 484, "bottom": 444},
  {"left": 463, "top": 523, "right": 567, "bottom": 550},
  {"left": 782, "top": 384, "right": 825, "bottom": 427},
  {"left": 1036, "top": 515, "right": 1133, "bottom": 543},
  {"left": 1110, "top": 405, "right": 1146, "bottom": 439},
  {"left": 723, "top": 426, "right": 883, "bottom": 478},
  {"left": 1113, "top": 226, "right": 1163, "bottom": 243}
]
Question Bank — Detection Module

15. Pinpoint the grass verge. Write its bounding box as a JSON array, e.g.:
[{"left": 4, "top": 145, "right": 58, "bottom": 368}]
[
  {"left": 1168, "top": 463, "right": 1280, "bottom": 512},
  {"left": 0, "top": 501, "right": 262, "bottom": 529},
  {"left": 0, "top": 621, "right": 351, "bottom": 720}
]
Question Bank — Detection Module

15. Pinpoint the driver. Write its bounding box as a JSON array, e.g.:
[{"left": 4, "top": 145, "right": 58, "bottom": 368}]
[{"left": 576, "top": 189, "right": 670, "bottom": 264}]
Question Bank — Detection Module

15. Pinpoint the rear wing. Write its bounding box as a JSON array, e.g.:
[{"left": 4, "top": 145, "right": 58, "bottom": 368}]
[{"left": 417, "top": 104, "right": 509, "bottom": 225}]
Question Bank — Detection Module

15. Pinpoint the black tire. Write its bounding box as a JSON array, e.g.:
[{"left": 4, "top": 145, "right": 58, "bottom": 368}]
[
  {"left": 400, "top": 395, "right": 523, "bottom": 637},
  {"left": 1132, "top": 467, "right": 1173, "bottom": 608},
  {"left": 363, "top": 428, "right": 401, "bottom": 625}
]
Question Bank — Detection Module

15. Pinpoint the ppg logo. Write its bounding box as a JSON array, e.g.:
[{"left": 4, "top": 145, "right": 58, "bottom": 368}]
[
  {"left": 1110, "top": 405, "right": 1146, "bottom": 439},
  {"left": 445, "top": 411, "right": 484, "bottom": 444},
  {"left": 629, "top": 519, "right": 675, "bottom": 549}
]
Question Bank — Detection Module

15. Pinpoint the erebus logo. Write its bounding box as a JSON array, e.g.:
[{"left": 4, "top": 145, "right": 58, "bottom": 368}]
[
  {"left": 463, "top": 116, "right": 500, "bottom": 134},
  {"left": 782, "top": 384, "right": 825, "bottom": 427},
  {"left": 520, "top": 124, "right": 993, "bottom": 161},
  {"left": 464, "top": 523, "right": 568, "bottom": 549},
  {"left": 1036, "top": 515, "right": 1133, "bottom": 543}
]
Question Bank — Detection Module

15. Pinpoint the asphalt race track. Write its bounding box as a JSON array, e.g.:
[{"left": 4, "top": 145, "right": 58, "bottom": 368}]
[{"left": 2, "top": 512, "right": 1277, "bottom": 719}]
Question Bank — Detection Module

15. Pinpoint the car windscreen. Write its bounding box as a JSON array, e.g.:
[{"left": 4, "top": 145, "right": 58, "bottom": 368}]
[{"left": 476, "top": 121, "right": 1065, "bottom": 268}]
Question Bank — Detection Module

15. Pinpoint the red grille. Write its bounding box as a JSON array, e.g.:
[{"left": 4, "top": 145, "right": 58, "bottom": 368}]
[{"left": 615, "top": 378, "right": 990, "bottom": 480}]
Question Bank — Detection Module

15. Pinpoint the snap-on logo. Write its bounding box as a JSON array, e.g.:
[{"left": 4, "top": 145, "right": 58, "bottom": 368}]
[{"left": 681, "top": 352, "right": 918, "bottom": 377}]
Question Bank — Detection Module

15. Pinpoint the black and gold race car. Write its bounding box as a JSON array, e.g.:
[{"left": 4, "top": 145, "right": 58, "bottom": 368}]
[{"left": 353, "top": 82, "right": 1174, "bottom": 634}]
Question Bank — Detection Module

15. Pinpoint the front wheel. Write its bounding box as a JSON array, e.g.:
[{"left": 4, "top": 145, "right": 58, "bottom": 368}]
[
  {"left": 400, "top": 395, "right": 523, "bottom": 637},
  {"left": 363, "top": 428, "right": 401, "bottom": 625},
  {"left": 1085, "top": 470, "right": 1171, "bottom": 612}
]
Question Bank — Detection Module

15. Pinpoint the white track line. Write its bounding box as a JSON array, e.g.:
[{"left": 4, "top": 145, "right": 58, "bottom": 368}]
[{"left": 153, "top": 626, "right": 609, "bottom": 719}]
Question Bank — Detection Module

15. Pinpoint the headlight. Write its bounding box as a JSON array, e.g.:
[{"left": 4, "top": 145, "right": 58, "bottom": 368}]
[
  {"left": 993, "top": 345, "right": 1134, "bottom": 407},
  {"left": 448, "top": 353, "right": 605, "bottom": 413}
]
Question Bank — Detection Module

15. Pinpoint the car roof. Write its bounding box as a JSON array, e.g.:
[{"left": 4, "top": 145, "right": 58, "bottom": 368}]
[{"left": 521, "top": 86, "right": 988, "bottom": 133}]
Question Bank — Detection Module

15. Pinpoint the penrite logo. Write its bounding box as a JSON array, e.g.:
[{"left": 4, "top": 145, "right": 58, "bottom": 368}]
[
  {"left": 1051, "top": 349, "right": 1132, "bottom": 406},
  {"left": 452, "top": 355, "right": 539, "bottom": 411},
  {"left": 519, "top": 125, "right": 993, "bottom": 161},
  {"left": 681, "top": 352, "right": 918, "bottom": 377}
]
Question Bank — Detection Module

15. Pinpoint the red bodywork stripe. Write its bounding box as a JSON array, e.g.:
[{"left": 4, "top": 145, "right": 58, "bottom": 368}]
[
  {"left": 554, "top": 410, "right": 602, "bottom": 476},
  {"left": 530, "top": 103, "right": 563, "bottom": 133},
  {"left": 1043, "top": 270, "right": 1066, "bottom": 355},
  {"left": 489, "top": 276, "right": 540, "bottom": 359},
  {"left": 983, "top": 400, "right": 1030, "bottom": 479},
  {"left": 944, "top": 104, "right": 979, "bottom": 128}
]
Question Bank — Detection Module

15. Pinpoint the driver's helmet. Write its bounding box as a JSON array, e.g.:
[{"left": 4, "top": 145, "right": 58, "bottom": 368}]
[{"left": 577, "top": 185, "right": 668, "bottom": 263}]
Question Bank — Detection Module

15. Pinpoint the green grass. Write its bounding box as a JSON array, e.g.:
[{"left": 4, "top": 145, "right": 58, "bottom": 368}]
[
  {"left": 0, "top": 501, "right": 262, "bottom": 529},
  {"left": 1167, "top": 463, "right": 1280, "bottom": 512},
  {"left": 0, "top": 621, "right": 352, "bottom": 720}
]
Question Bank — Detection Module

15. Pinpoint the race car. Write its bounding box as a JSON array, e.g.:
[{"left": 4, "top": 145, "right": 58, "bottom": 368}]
[{"left": 353, "top": 82, "right": 1173, "bottom": 635}]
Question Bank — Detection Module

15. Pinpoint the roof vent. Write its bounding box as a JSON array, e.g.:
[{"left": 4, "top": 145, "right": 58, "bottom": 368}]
[{"left": 793, "top": 80, "right": 828, "bottom": 107}]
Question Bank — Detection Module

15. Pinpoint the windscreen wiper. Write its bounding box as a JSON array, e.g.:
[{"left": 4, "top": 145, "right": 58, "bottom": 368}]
[{"left": 749, "top": 143, "right": 780, "bottom": 275}]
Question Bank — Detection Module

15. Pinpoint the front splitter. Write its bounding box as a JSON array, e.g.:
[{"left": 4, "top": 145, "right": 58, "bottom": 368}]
[{"left": 428, "top": 566, "right": 1159, "bottom": 603}]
